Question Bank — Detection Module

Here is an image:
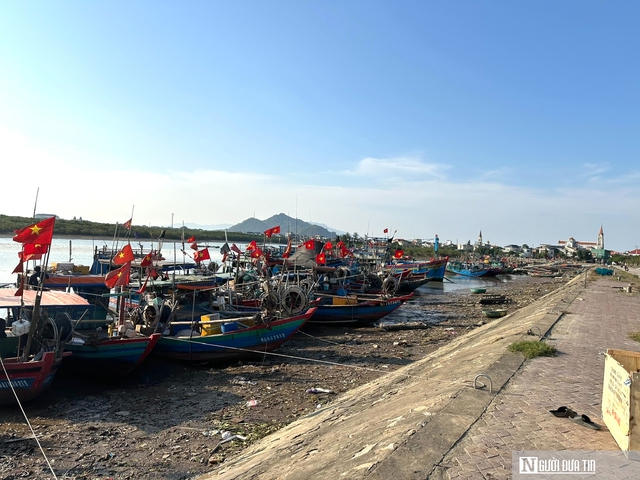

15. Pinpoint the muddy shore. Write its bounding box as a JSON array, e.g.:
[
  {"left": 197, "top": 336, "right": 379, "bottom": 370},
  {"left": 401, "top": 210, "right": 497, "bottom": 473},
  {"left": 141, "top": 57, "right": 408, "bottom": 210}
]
[{"left": 0, "top": 274, "right": 572, "bottom": 480}]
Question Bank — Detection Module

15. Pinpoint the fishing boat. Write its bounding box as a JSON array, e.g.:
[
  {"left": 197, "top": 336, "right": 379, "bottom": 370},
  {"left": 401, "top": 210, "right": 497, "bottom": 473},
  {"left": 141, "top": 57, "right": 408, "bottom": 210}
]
[
  {"left": 62, "top": 327, "right": 160, "bottom": 375},
  {"left": 0, "top": 289, "right": 70, "bottom": 406},
  {"left": 387, "top": 256, "right": 449, "bottom": 282},
  {"left": 446, "top": 261, "right": 492, "bottom": 277},
  {"left": 153, "top": 308, "right": 316, "bottom": 363},
  {"left": 482, "top": 308, "right": 508, "bottom": 318},
  {"left": 7, "top": 289, "right": 160, "bottom": 376},
  {"left": 307, "top": 292, "right": 414, "bottom": 327},
  {"left": 478, "top": 294, "right": 511, "bottom": 305}
]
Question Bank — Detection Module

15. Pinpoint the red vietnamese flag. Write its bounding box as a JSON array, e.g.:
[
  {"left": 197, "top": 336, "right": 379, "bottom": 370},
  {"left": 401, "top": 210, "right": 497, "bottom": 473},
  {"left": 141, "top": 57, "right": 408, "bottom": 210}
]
[
  {"left": 231, "top": 243, "right": 243, "bottom": 255},
  {"left": 315, "top": 252, "right": 326, "bottom": 265},
  {"left": 246, "top": 240, "right": 257, "bottom": 252},
  {"left": 323, "top": 241, "right": 333, "bottom": 251},
  {"left": 113, "top": 244, "right": 135, "bottom": 265},
  {"left": 22, "top": 243, "right": 49, "bottom": 261},
  {"left": 104, "top": 262, "right": 131, "bottom": 289},
  {"left": 12, "top": 259, "right": 24, "bottom": 274},
  {"left": 264, "top": 225, "right": 281, "bottom": 238},
  {"left": 137, "top": 275, "right": 149, "bottom": 294},
  {"left": 140, "top": 252, "right": 153, "bottom": 267},
  {"left": 123, "top": 218, "right": 132, "bottom": 230},
  {"left": 250, "top": 247, "right": 263, "bottom": 259},
  {"left": 194, "top": 248, "right": 211, "bottom": 262},
  {"left": 393, "top": 249, "right": 404, "bottom": 259},
  {"left": 150, "top": 268, "right": 159, "bottom": 280},
  {"left": 282, "top": 238, "right": 292, "bottom": 258},
  {"left": 190, "top": 241, "right": 198, "bottom": 250},
  {"left": 384, "top": 228, "right": 389, "bottom": 234},
  {"left": 187, "top": 236, "right": 196, "bottom": 243},
  {"left": 304, "top": 239, "right": 315, "bottom": 250},
  {"left": 13, "top": 216, "right": 56, "bottom": 245},
  {"left": 14, "top": 275, "right": 25, "bottom": 297}
]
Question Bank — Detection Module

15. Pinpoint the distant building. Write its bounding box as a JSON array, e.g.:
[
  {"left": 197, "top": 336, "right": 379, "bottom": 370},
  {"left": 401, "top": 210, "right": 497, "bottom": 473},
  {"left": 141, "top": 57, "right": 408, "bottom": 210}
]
[
  {"left": 35, "top": 213, "right": 59, "bottom": 220},
  {"left": 502, "top": 244, "right": 521, "bottom": 254},
  {"left": 559, "top": 226, "right": 610, "bottom": 262},
  {"left": 457, "top": 240, "right": 473, "bottom": 252}
]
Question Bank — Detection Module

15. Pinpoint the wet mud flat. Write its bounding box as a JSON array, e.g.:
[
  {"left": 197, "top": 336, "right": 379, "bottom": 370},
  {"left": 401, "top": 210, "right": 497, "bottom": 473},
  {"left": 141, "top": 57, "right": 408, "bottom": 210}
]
[{"left": 0, "top": 275, "right": 567, "bottom": 480}]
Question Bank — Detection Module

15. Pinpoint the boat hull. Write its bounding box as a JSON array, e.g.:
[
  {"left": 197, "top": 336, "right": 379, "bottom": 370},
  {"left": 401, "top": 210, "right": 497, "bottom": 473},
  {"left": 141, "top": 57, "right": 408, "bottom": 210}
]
[
  {"left": 63, "top": 334, "right": 160, "bottom": 375},
  {"left": 388, "top": 257, "right": 449, "bottom": 283},
  {"left": 308, "top": 293, "right": 413, "bottom": 327},
  {"left": 0, "top": 351, "right": 66, "bottom": 406},
  {"left": 153, "top": 309, "right": 315, "bottom": 362}
]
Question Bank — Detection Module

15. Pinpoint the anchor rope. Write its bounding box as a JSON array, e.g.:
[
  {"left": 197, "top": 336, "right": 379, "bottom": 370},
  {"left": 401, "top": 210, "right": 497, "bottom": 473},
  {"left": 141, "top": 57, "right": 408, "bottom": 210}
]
[{"left": 163, "top": 331, "right": 433, "bottom": 379}]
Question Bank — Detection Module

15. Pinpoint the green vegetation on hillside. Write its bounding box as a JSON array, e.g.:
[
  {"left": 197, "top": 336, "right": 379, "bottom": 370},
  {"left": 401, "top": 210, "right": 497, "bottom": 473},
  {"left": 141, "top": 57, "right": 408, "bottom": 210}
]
[{"left": 0, "top": 214, "right": 257, "bottom": 242}]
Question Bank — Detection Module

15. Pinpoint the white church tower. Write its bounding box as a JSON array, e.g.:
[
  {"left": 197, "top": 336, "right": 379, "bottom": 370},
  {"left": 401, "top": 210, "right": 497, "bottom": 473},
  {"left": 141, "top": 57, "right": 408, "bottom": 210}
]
[{"left": 596, "top": 225, "right": 604, "bottom": 250}]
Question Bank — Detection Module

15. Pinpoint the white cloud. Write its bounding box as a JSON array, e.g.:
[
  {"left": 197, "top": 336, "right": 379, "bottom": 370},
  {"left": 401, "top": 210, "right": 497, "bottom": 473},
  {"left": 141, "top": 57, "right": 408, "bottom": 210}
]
[
  {"left": 347, "top": 156, "right": 451, "bottom": 180},
  {"left": 1, "top": 126, "right": 638, "bottom": 251}
]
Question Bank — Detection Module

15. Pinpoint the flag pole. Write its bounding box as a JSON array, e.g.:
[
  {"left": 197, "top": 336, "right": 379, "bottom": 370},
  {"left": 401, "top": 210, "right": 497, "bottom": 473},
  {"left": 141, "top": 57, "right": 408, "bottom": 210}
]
[
  {"left": 32, "top": 187, "right": 39, "bottom": 220},
  {"left": 22, "top": 247, "right": 51, "bottom": 361},
  {"left": 127, "top": 205, "right": 135, "bottom": 239}
]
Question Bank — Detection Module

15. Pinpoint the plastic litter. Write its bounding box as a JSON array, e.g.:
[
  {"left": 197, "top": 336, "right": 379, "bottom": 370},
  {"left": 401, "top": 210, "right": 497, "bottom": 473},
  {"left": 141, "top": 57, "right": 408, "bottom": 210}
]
[
  {"left": 220, "top": 432, "right": 247, "bottom": 444},
  {"left": 306, "top": 388, "right": 334, "bottom": 394},
  {"left": 246, "top": 399, "right": 259, "bottom": 407}
]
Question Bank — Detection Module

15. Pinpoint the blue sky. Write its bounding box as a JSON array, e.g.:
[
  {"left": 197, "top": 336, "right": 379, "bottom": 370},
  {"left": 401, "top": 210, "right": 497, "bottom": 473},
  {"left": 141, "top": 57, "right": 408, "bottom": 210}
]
[{"left": 1, "top": 2, "right": 638, "bottom": 252}]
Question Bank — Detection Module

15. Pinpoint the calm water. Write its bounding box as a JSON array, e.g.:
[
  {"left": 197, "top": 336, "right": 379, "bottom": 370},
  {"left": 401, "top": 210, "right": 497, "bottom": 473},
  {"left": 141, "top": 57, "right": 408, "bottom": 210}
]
[
  {"left": 0, "top": 236, "right": 231, "bottom": 285},
  {"left": 0, "top": 236, "right": 524, "bottom": 293}
]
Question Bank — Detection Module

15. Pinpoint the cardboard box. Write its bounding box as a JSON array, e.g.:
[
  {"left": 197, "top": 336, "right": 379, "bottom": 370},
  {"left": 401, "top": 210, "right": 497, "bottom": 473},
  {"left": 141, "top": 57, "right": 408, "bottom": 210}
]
[
  {"left": 73, "top": 265, "right": 90, "bottom": 275},
  {"left": 602, "top": 349, "right": 640, "bottom": 452}
]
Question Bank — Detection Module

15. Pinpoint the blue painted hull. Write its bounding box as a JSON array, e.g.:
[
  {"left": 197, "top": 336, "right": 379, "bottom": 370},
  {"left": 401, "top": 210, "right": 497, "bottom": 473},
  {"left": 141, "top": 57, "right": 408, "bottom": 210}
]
[
  {"left": 63, "top": 334, "right": 160, "bottom": 374},
  {"left": 308, "top": 293, "right": 413, "bottom": 327},
  {"left": 446, "top": 263, "right": 491, "bottom": 277},
  {"left": 154, "top": 309, "right": 315, "bottom": 362}
]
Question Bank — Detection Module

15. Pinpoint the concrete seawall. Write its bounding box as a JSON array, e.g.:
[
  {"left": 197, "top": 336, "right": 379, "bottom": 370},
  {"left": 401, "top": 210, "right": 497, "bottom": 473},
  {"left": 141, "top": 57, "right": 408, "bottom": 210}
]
[{"left": 200, "top": 274, "right": 592, "bottom": 480}]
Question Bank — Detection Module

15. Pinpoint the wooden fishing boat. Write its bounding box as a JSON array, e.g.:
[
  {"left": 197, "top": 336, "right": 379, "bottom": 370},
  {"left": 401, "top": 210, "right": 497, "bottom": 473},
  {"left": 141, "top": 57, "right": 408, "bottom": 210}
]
[
  {"left": 482, "top": 309, "right": 507, "bottom": 318},
  {"left": 153, "top": 308, "right": 316, "bottom": 363},
  {"left": 307, "top": 292, "right": 414, "bottom": 327},
  {"left": 0, "top": 348, "right": 68, "bottom": 405},
  {"left": 396, "top": 272, "right": 432, "bottom": 293},
  {"left": 388, "top": 257, "right": 449, "bottom": 282},
  {"left": 446, "top": 262, "right": 491, "bottom": 277},
  {"left": 6, "top": 289, "right": 159, "bottom": 376},
  {"left": 0, "top": 290, "right": 71, "bottom": 406},
  {"left": 478, "top": 294, "right": 511, "bottom": 305},
  {"left": 62, "top": 331, "right": 160, "bottom": 375}
]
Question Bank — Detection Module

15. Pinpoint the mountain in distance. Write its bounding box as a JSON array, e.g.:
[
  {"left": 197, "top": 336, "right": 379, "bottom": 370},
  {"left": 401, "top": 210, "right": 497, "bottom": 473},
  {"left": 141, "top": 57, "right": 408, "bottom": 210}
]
[
  {"left": 184, "top": 222, "right": 232, "bottom": 231},
  {"left": 228, "top": 213, "right": 340, "bottom": 239},
  {"left": 309, "top": 221, "right": 346, "bottom": 236}
]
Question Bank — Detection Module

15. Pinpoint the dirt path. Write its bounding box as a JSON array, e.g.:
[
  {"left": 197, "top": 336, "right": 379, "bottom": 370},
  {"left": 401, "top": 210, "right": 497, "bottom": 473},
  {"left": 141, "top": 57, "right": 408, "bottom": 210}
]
[{"left": 0, "top": 274, "right": 569, "bottom": 480}]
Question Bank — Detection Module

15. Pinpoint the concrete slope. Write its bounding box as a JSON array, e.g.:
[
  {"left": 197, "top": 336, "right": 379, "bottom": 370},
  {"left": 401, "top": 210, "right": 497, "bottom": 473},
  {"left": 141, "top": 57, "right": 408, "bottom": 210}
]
[{"left": 202, "top": 275, "right": 585, "bottom": 480}]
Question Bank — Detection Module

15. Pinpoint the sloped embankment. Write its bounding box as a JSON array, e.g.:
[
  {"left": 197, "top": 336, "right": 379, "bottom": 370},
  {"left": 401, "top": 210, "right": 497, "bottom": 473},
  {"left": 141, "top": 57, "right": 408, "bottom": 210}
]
[{"left": 203, "top": 275, "right": 586, "bottom": 480}]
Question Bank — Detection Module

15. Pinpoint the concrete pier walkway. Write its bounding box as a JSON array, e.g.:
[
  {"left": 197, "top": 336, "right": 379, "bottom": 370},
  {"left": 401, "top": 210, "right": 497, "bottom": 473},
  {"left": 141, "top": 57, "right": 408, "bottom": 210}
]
[{"left": 199, "top": 271, "right": 640, "bottom": 480}]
